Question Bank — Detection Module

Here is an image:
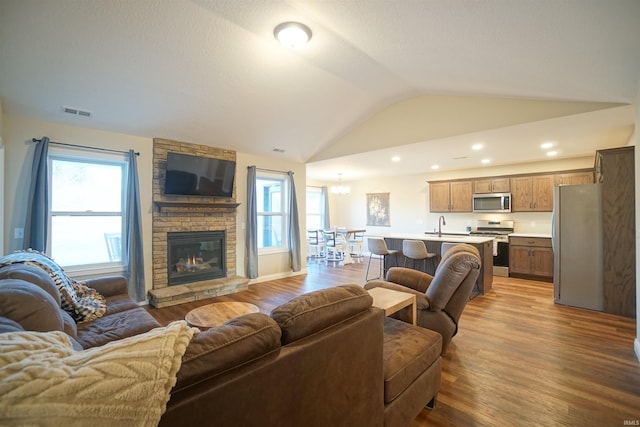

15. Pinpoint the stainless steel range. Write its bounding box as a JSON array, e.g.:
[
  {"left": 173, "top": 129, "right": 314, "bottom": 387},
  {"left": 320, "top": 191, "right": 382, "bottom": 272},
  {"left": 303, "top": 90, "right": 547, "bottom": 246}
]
[{"left": 470, "top": 220, "right": 514, "bottom": 277}]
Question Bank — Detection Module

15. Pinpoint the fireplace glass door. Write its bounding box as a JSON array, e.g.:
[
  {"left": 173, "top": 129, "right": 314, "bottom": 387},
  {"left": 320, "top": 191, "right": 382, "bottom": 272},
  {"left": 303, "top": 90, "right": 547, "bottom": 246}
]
[{"left": 167, "top": 231, "right": 226, "bottom": 286}]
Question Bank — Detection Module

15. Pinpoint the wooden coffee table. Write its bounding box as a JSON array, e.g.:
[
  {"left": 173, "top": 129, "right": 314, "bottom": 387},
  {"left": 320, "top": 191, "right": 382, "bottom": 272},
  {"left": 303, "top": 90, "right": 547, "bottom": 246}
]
[
  {"left": 367, "top": 287, "right": 417, "bottom": 325},
  {"left": 185, "top": 302, "right": 260, "bottom": 329}
]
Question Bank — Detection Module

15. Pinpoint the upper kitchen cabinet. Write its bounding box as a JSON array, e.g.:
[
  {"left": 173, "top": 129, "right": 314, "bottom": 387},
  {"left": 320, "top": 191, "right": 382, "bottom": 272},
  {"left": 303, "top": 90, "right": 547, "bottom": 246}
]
[
  {"left": 556, "top": 170, "right": 594, "bottom": 185},
  {"left": 595, "top": 146, "right": 635, "bottom": 318},
  {"left": 473, "top": 177, "right": 510, "bottom": 194},
  {"left": 511, "top": 174, "right": 555, "bottom": 212},
  {"left": 429, "top": 180, "right": 473, "bottom": 212}
]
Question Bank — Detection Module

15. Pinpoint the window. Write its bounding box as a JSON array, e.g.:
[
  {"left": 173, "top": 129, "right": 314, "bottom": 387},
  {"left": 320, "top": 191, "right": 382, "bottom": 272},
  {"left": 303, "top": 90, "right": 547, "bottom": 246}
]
[
  {"left": 256, "top": 173, "right": 289, "bottom": 252},
  {"left": 306, "top": 186, "right": 324, "bottom": 230},
  {"left": 48, "top": 152, "right": 127, "bottom": 269}
]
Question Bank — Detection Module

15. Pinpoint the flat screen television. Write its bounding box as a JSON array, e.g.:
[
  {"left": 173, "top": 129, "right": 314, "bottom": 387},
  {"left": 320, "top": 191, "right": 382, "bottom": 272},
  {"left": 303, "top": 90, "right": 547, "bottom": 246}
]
[{"left": 164, "top": 152, "right": 236, "bottom": 198}]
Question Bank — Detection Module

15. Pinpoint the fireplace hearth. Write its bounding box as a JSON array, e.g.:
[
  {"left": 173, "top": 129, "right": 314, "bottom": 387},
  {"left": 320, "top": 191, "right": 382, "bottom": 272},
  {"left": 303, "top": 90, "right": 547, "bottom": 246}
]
[{"left": 167, "top": 231, "right": 226, "bottom": 286}]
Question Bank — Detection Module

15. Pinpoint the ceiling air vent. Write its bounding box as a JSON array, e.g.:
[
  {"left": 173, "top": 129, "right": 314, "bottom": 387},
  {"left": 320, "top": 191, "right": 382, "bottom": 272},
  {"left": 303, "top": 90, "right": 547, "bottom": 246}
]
[
  {"left": 273, "top": 148, "right": 285, "bottom": 153},
  {"left": 62, "top": 106, "right": 92, "bottom": 118}
]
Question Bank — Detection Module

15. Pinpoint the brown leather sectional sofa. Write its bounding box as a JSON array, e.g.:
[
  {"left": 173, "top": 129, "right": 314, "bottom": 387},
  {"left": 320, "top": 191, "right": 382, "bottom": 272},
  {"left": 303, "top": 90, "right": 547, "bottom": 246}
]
[{"left": 0, "top": 263, "right": 442, "bottom": 426}]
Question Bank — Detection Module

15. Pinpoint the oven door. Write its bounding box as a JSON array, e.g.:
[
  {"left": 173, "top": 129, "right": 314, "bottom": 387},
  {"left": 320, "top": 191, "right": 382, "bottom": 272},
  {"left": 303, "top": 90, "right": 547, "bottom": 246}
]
[{"left": 493, "top": 240, "right": 509, "bottom": 277}]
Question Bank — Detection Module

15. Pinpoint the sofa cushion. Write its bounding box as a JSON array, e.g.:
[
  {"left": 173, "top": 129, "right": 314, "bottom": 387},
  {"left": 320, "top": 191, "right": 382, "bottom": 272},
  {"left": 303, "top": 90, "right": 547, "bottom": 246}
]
[
  {"left": 0, "top": 264, "right": 61, "bottom": 306},
  {"left": 0, "top": 279, "right": 64, "bottom": 333},
  {"left": 76, "top": 307, "right": 161, "bottom": 349},
  {"left": 0, "top": 317, "right": 25, "bottom": 333},
  {"left": 270, "top": 284, "right": 373, "bottom": 345},
  {"left": 103, "top": 294, "right": 141, "bottom": 316},
  {"left": 173, "top": 312, "right": 281, "bottom": 393},
  {"left": 0, "top": 321, "right": 195, "bottom": 426},
  {"left": 382, "top": 317, "right": 442, "bottom": 403}
]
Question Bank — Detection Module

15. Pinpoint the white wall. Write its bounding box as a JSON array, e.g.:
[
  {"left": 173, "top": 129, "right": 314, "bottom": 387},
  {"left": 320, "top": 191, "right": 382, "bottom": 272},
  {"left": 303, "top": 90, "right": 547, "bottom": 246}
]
[{"left": 315, "top": 156, "right": 595, "bottom": 236}]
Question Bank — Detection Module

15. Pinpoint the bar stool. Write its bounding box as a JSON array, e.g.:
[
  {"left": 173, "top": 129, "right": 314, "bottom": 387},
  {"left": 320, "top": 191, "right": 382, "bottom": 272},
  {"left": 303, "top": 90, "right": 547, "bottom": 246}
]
[
  {"left": 366, "top": 237, "right": 399, "bottom": 281},
  {"left": 402, "top": 240, "right": 437, "bottom": 273}
]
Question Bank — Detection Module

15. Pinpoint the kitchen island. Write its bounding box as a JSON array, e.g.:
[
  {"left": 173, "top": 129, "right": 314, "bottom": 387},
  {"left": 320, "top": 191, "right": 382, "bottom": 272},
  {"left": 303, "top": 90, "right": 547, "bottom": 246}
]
[{"left": 367, "top": 233, "right": 494, "bottom": 295}]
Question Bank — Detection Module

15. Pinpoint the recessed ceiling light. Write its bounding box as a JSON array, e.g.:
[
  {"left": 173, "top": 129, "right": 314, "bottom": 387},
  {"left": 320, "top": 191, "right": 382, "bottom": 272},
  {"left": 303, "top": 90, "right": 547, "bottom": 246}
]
[
  {"left": 481, "top": 158, "right": 490, "bottom": 164},
  {"left": 472, "top": 143, "right": 484, "bottom": 150},
  {"left": 391, "top": 156, "right": 401, "bottom": 162},
  {"left": 547, "top": 151, "right": 558, "bottom": 156},
  {"left": 431, "top": 165, "right": 439, "bottom": 170},
  {"left": 274, "top": 22, "right": 312, "bottom": 49},
  {"left": 541, "top": 142, "right": 555, "bottom": 149}
]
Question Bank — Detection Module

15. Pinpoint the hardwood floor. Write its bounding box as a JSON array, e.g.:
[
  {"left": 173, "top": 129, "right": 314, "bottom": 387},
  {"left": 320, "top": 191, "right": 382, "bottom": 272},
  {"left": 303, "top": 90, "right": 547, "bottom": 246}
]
[{"left": 147, "top": 258, "right": 640, "bottom": 426}]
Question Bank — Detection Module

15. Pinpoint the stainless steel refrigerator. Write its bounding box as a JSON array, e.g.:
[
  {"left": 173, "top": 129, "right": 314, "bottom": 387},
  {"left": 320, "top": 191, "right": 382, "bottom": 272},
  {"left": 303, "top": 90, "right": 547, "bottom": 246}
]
[{"left": 552, "top": 184, "right": 604, "bottom": 311}]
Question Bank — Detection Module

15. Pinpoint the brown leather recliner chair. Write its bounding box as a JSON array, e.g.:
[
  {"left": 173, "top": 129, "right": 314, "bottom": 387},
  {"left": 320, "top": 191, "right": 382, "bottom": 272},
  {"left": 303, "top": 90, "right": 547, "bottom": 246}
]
[{"left": 364, "top": 243, "right": 481, "bottom": 354}]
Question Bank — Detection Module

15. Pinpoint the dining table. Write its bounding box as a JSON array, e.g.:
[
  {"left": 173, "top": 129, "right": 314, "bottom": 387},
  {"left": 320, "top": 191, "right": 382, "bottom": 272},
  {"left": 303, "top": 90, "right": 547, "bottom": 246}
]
[{"left": 331, "top": 228, "right": 366, "bottom": 265}]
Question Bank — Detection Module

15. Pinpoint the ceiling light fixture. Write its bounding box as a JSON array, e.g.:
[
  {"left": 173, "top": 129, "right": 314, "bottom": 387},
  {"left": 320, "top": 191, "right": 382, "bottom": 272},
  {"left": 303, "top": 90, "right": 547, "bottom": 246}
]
[
  {"left": 547, "top": 151, "right": 558, "bottom": 156},
  {"left": 481, "top": 158, "right": 491, "bottom": 164},
  {"left": 472, "top": 143, "right": 484, "bottom": 150},
  {"left": 431, "top": 165, "right": 440, "bottom": 170},
  {"left": 391, "top": 156, "right": 401, "bottom": 162},
  {"left": 274, "top": 21, "right": 312, "bottom": 49},
  {"left": 331, "top": 173, "right": 350, "bottom": 195},
  {"left": 541, "top": 141, "right": 555, "bottom": 149}
]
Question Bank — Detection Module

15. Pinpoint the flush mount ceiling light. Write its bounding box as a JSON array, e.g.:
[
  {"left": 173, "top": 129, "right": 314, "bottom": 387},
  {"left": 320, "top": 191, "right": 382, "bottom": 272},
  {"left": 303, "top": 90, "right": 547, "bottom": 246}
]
[{"left": 274, "top": 21, "right": 312, "bottom": 49}]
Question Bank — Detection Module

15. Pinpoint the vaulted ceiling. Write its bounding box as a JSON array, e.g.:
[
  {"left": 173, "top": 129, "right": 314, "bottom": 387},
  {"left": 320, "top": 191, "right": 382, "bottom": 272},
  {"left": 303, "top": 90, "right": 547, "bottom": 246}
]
[{"left": 1, "top": 1, "right": 638, "bottom": 180}]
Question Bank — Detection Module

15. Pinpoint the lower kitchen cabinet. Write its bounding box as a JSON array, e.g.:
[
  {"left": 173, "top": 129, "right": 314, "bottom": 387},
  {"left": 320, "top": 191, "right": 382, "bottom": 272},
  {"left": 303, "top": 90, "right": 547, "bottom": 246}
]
[{"left": 509, "top": 236, "right": 553, "bottom": 281}]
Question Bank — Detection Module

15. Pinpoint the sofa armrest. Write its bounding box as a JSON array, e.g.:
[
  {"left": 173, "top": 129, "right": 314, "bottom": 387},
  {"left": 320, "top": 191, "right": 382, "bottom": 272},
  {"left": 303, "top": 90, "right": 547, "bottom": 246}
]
[
  {"left": 385, "top": 267, "right": 434, "bottom": 293},
  {"left": 173, "top": 312, "right": 281, "bottom": 393},
  {"left": 82, "top": 276, "right": 128, "bottom": 297},
  {"left": 363, "top": 280, "right": 431, "bottom": 310}
]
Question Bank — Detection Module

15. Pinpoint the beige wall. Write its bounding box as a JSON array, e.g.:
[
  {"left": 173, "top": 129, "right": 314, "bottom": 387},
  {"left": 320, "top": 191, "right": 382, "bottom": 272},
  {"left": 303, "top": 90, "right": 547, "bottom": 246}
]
[
  {"left": 1, "top": 114, "right": 307, "bottom": 296},
  {"left": 235, "top": 152, "right": 307, "bottom": 282},
  {"left": 635, "top": 82, "right": 640, "bottom": 361},
  {"left": 0, "top": 101, "right": 4, "bottom": 255},
  {"left": 2, "top": 114, "right": 154, "bottom": 284}
]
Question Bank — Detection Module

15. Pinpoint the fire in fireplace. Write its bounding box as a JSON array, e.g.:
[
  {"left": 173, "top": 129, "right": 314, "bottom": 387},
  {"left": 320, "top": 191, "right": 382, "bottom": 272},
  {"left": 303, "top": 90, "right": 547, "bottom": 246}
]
[{"left": 167, "top": 231, "right": 226, "bottom": 286}]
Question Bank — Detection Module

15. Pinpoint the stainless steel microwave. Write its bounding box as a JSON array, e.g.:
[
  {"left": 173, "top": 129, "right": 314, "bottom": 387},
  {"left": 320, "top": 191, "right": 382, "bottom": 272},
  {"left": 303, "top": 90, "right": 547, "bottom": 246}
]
[{"left": 472, "top": 193, "right": 512, "bottom": 213}]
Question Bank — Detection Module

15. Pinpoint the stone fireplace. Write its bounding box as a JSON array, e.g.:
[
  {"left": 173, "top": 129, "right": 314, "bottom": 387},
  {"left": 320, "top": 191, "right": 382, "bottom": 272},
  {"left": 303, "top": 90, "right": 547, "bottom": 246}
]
[{"left": 147, "top": 138, "right": 249, "bottom": 308}]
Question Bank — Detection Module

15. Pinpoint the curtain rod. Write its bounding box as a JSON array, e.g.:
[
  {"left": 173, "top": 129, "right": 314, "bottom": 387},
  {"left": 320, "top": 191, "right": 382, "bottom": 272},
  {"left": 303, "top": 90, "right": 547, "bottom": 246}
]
[
  {"left": 32, "top": 138, "right": 140, "bottom": 156},
  {"left": 249, "top": 166, "right": 292, "bottom": 175}
]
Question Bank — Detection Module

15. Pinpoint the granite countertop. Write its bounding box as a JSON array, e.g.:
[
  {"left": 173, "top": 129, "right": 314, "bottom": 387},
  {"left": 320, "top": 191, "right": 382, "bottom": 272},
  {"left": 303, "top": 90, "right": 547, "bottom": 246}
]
[
  {"left": 367, "top": 232, "right": 494, "bottom": 244},
  {"left": 509, "top": 232, "right": 552, "bottom": 239}
]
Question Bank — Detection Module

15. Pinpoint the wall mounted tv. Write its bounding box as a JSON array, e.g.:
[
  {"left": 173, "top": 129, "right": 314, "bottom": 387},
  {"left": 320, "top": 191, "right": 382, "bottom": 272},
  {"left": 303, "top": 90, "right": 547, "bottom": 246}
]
[{"left": 164, "top": 152, "right": 236, "bottom": 198}]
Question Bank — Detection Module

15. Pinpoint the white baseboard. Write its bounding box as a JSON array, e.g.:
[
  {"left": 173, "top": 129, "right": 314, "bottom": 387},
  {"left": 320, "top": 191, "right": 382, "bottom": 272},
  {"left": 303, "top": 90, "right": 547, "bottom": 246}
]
[
  {"left": 635, "top": 338, "right": 640, "bottom": 362},
  {"left": 248, "top": 269, "right": 307, "bottom": 285}
]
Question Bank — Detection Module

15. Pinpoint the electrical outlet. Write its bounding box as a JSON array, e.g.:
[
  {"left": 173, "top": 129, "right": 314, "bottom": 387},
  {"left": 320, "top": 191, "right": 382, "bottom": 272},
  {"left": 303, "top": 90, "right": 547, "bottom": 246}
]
[{"left": 14, "top": 228, "right": 24, "bottom": 239}]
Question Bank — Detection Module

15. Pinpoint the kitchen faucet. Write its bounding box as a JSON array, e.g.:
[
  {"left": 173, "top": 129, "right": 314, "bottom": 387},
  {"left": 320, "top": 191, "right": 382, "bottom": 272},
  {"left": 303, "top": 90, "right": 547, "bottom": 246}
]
[{"left": 438, "top": 215, "right": 446, "bottom": 237}]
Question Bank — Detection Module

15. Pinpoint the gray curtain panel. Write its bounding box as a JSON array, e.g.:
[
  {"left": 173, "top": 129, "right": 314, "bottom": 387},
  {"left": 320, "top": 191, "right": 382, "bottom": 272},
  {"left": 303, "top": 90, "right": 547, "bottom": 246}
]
[
  {"left": 23, "top": 136, "right": 50, "bottom": 252},
  {"left": 288, "top": 171, "right": 301, "bottom": 272},
  {"left": 124, "top": 150, "right": 145, "bottom": 301},
  {"left": 246, "top": 166, "right": 258, "bottom": 279},
  {"left": 321, "top": 186, "right": 330, "bottom": 229}
]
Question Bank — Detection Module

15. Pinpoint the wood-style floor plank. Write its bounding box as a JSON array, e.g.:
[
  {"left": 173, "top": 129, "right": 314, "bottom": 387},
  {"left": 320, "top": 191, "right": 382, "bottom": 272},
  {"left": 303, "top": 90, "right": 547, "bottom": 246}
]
[{"left": 147, "top": 258, "right": 640, "bottom": 426}]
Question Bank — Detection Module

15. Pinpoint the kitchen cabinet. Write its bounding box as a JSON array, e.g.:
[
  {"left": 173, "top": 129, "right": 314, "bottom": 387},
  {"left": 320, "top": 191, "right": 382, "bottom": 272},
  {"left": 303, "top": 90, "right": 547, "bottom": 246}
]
[
  {"left": 509, "top": 236, "right": 553, "bottom": 281},
  {"left": 473, "top": 177, "right": 510, "bottom": 194},
  {"left": 429, "top": 180, "right": 472, "bottom": 212},
  {"left": 556, "top": 171, "right": 594, "bottom": 185},
  {"left": 510, "top": 175, "right": 555, "bottom": 212},
  {"left": 595, "top": 146, "right": 635, "bottom": 318}
]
